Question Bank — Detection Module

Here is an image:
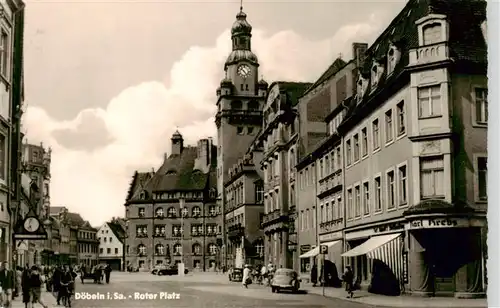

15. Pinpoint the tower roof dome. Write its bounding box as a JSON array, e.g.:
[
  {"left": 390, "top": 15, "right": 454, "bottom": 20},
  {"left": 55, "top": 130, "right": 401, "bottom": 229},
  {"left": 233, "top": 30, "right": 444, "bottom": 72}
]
[
  {"left": 224, "top": 50, "right": 258, "bottom": 68},
  {"left": 231, "top": 8, "right": 252, "bottom": 36},
  {"left": 171, "top": 130, "right": 183, "bottom": 140}
]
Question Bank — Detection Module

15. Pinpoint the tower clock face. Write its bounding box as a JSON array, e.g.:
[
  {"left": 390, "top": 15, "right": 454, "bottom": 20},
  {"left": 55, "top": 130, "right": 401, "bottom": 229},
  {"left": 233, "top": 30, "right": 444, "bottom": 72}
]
[{"left": 237, "top": 64, "right": 251, "bottom": 78}]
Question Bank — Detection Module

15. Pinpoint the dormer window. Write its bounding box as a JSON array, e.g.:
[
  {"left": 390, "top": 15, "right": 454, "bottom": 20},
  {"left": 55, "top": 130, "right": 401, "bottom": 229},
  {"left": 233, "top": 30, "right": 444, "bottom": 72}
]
[
  {"left": 416, "top": 14, "right": 448, "bottom": 47},
  {"left": 357, "top": 77, "right": 367, "bottom": 102},
  {"left": 387, "top": 45, "right": 400, "bottom": 75},
  {"left": 371, "top": 62, "right": 384, "bottom": 88}
]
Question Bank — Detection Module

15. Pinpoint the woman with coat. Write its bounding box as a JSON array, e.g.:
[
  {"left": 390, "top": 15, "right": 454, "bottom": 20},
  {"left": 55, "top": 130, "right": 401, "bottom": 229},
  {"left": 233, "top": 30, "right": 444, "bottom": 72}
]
[
  {"left": 242, "top": 265, "right": 251, "bottom": 288},
  {"left": 311, "top": 264, "right": 318, "bottom": 287}
]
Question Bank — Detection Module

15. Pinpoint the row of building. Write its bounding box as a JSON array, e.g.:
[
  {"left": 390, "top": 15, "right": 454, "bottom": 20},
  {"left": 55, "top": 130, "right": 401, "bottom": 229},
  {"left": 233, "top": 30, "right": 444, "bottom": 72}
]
[{"left": 124, "top": 0, "right": 487, "bottom": 298}]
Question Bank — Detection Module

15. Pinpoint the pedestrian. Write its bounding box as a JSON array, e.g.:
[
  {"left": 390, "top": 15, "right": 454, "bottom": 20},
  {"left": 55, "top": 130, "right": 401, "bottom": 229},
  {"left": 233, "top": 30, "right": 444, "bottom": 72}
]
[
  {"left": 311, "top": 263, "right": 318, "bottom": 287},
  {"left": 21, "top": 266, "right": 31, "bottom": 308},
  {"left": 14, "top": 266, "right": 22, "bottom": 299},
  {"left": 59, "top": 265, "right": 73, "bottom": 308},
  {"left": 342, "top": 266, "right": 354, "bottom": 298},
  {"left": 29, "top": 266, "right": 48, "bottom": 308},
  {"left": 53, "top": 265, "right": 63, "bottom": 305},
  {"left": 0, "top": 261, "right": 14, "bottom": 308},
  {"left": 260, "top": 264, "right": 267, "bottom": 285},
  {"left": 104, "top": 265, "right": 111, "bottom": 284},
  {"left": 242, "top": 265, "right": 251, "bottom": 289}
]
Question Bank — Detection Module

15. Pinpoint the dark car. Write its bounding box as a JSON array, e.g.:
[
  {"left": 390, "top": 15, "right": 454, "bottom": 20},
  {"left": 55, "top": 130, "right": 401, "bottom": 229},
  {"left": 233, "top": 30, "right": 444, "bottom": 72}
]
[
  {"left": 228, "top": 268, "right": 243, "bottom": 282},
  {"left": 270, "top": 268, "right": 301, "bottom": 293},
  {"left": 157, "top": 265, "right": 189, "bottom": 276}
]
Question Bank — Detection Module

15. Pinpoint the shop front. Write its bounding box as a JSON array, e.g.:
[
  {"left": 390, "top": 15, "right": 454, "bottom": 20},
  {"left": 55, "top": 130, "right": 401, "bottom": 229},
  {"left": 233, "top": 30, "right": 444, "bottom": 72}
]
[
  {"left": 404, "top": 211, "right": 486, "bottom": 298},
  {"left": 342, "top": 220, "right": 407, "bottom": 296}
]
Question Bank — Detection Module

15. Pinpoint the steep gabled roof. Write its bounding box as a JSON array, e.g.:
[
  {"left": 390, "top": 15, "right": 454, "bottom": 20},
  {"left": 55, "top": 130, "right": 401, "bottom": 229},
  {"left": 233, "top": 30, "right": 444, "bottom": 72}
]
[
  {"left": 107, "top": 222, "right": 125, "bottom": 241},
  {"left": 302, "top": 58, "right": 347, "bottom": 96},
  {"left": 49, "top": 206, "right": 67, "bottom": 215},
  {"left": 275, "top": 82, "right": 314, "bottom": 106},
  {"left": 144, "top": 147, "right": 209, "bottom": 192},
  {"left": 128, "top": 171, "right": 154, "bottom": 201}
]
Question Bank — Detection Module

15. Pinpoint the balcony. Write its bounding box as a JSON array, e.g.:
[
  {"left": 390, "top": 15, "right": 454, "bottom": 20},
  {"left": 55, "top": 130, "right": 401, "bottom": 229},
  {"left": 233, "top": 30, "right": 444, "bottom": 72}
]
[
  {"left": 228, "top": 223, "right": 245, "bottom": 239},
  {"left": 319, "top": 218, "right": 344, "bottom": 234},
  {"left": 409, "top": 42, "right": 449, "bottom": 67},
  {"left": 318, "top": 170, "right": 342, "bottom": 197},
  {"left": 262, "top": 209, "right": 289, "bottom": 228}
]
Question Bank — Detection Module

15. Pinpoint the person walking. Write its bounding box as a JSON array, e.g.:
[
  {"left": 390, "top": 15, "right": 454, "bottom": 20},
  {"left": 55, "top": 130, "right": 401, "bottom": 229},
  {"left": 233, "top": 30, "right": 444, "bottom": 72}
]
[
  {"left": 0, "top": 261, "right": 14, "bottom": 308},
  {"left": 104, "top": 265, "right": 111, "bottom": 284},
  {"left": 260, "top": 264, "right": 267, "bottom": 285},
  {"left": 14, "top": 266, "right": 22, "bottom": 299},
  {"left": 29, "top": 266, "right": 48, "bottom": 308},
  {"left": 53, "top": 266, "right": 63, "bottom": 306},
  {"left": 21, "top": 266, "right": 31, "bottom": 308},
  {"left": 59, "top": 265, "right": 74, "bottom": 308},
  {"left": 311, "top": 263, "right": 318, "bottom": 287},
  {"left": 342, "top": 266, "right": 354, "bottom": 298},
  {"left": 242, "top": 265, "right": 251, "bottom": 289}
]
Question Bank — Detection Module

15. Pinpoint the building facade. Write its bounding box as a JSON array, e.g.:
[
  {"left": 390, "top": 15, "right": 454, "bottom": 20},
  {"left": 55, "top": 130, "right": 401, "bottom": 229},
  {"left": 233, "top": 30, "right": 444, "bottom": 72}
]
[
  {"left": 49, "top": 206, "right": 85, "bottom": 265},
  {"left": 98, "top": 221, "right": 125, "bottom": 270},
  {"left": 77, "top": 221, "right": 99, "bottom": 267},
  {"left": 124, "top": 132, "right": 220, "bottom": 271},
  {"left": 293, "top": 0, "right": 488, "bottom": 298},
  {"left": 224, "top": 148, "right": 264, "bottom": 268},
  {"left": 258, "top": 82, "right": 311, "bottom": 270}
]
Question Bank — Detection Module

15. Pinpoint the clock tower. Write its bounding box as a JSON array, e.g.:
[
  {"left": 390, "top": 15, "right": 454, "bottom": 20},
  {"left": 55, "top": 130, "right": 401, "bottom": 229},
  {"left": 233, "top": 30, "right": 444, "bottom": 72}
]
[{"left": 215, "top": 6, "right": 268, "bottom": 266}]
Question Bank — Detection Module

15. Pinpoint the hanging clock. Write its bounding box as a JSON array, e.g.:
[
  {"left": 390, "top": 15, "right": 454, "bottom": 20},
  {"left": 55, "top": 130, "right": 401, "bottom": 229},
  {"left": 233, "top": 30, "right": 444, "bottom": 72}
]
[
  {"left": 237, "top": 64, "right": 251, "bottom": 78},
  {"left": 24, "top": 217, "right": 40, "bottom": 233}
]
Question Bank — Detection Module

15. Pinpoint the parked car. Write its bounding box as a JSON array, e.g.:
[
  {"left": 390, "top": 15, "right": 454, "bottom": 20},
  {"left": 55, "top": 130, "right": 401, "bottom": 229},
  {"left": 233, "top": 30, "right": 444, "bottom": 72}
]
[
  {"left": 228, "top": 268, "right": 243, "bottom": 282},
  {"left": 154, "top": 265, "right": 189, "bottom": 276},
  {"left": 151, "top": 265, "right": 167, "bottom": 275},
  {"left": 270, "top": 268, "right": 301, "bottom": 293}
]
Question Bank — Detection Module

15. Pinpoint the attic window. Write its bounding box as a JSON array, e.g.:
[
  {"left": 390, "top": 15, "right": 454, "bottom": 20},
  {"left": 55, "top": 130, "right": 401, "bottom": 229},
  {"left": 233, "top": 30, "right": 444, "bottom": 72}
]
[
  {"left": 387, "top": 47, "right": 399, "bottom": 75},
  {"left": 140, "top": 191, "right": 147, "bottom": 200},
  {"left": 165, "top": 169, "right": 177, "bottom": 175},
  {"left": 371, "top": 65, "right": 379, "bottom": 87}
]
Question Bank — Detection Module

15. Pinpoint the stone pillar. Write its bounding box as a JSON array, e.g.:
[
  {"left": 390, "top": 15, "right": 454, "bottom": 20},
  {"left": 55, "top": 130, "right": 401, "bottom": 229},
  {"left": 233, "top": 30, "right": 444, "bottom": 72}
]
[
  {"left": 282, "top": 230, "right": 289, "bottom": 268},
  {"left": 409, "top": 233, "right": 432, "bottom": 296}
]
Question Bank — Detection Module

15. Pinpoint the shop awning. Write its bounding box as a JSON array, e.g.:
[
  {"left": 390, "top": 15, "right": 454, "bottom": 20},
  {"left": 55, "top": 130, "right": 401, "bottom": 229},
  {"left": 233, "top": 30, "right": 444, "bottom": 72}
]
[
  {"left": 299, "top": 246, "right": 319, "bottom": 259},
  {"left": 341, "top": 233, "right": 401, "bottom": 257},
  {"left": 299, "top": 240, "right": 340, "bottom": 259}
]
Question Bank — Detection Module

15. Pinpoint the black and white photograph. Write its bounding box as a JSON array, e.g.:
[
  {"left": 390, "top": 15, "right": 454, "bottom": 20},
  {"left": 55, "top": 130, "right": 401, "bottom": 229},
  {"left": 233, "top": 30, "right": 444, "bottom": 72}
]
[{"left": 0, "top": 0, "right": 495, "bottom": 307}]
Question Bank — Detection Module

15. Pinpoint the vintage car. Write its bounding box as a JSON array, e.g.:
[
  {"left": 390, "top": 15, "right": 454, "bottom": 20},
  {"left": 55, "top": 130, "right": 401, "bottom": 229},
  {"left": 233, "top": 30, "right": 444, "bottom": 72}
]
[
  {"left": 151, "top": 265, "right": 167, "bottom": 275},
  {"left": 228, "top": 268, "right": 243, "bottom": 282},
  {"left": 153, "top": 265, "right": 189, "bottom": 276},
  {"left": 270, "top": 268, "right": 301, "bottom": 293}
]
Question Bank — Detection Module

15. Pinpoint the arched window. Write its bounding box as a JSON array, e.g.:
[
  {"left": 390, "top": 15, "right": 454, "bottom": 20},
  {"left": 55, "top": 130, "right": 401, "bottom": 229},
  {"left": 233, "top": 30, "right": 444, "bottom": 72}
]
[
  {"left": 139, "top": 191, "right": 147, "bottom": 200},
  {"left": 208, "top": 243, "right": 218, "bottom": 255},
  {"left": 155, "top": 244, "right": 164, "bottom": 255},
  {"left": 255, "top": 240, "right": 264, "bottom": 257},
  {"left": 192, "top": 243, "right": 201, "bottom": 255},
  {"left": 209, "top": 205, "right": 216, "bottom": 216},
  {"left": 181, "top": 207, "right": 189, "bottom": 217},
  {"left": 167, "top": 207, "right": 177, "bottom": 218},
  {"left": 192, "top": 206, "right": 201, "bottom": 217},
  {"left": 173, "top": 243, "right": 182, "bottom": 255},
  {"left": 231, "top": 100, "right": 242, "bottom": 109},
  {"left": 137, "top": 244, "right": 146, "bottom": 255},
  {"left": 155, "top": 208, "right": 164, "bottom": 218}
]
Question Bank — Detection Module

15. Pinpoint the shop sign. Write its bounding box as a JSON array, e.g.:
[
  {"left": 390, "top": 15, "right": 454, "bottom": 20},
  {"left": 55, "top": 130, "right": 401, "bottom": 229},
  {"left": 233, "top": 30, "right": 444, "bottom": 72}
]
[
  {"left": 408, "top": 218, "right": 466, "bottom": 230},
  {"left": 373, "top": 222, "right": 405, "bottom": 233},
  {"left": 319, "top": 231, "right": 342, "bottom": 242},
  {"left": 402, "top": 251, "right": 409, "bottom": 284},
  {"left": 300, "top": 245, "right": 311, "bottom": 253}
]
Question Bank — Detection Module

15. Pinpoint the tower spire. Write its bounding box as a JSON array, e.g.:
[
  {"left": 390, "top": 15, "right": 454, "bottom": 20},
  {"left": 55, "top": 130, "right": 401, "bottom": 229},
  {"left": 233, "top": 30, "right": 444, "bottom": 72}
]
[{"left": 240, "top": 0, "right": 243, "bottom": 12}]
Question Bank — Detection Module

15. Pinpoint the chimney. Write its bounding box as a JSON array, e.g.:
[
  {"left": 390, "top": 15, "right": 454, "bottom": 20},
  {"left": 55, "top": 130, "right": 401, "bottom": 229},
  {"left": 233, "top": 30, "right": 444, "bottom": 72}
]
[
  {"left": 164, "top": 152, "right": 168, "bottom": 161},
  {"left": 352, "top": 42, "right": 368, "bottom": 68}
]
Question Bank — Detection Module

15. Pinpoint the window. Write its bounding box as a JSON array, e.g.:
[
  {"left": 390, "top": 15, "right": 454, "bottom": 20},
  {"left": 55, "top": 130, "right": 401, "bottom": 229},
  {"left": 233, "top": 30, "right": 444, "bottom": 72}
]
[
  {"left": 209, "top": 205, "right": 217, "bottom": 216},
  {"left": 374, "top": 176, "right": 382, "bottom": 212},
  {"left": 237, "top": 127, "right": 244, "bottom": 135},
  {"left": 0, "top": 31, "right": 8, "bottom": 78},
  {"left": 353, "top": 134, "right": 359, "bottom": 161},
  {"left": 138, "top": 208, "right": 145, "bottom": 218},
  {"left": 136, "top": 226, "right": 147, "bottom": 237},
  {"left": 420, "top": 156, "right": 445, "bottom": 198},
  {"left": 371, "top": 65, "right": 379, "bottom": 87},
  {"left": 300, "top": 211, "right": 305, "bottom": 231},
  {"left": 172, "top": 225, "right": 183, "bottom": 237},
  {"left": 138, "top": 244, "right": 146, "bottom": 255},
  {"left": 192, "top": 206, "right": 201, "bottom": 217},
  {"left": 418, "top": 85, "right": 441, "bottom": 118},
  {"left": 372, "top": 119, "right": 380, "bottom": 150},
  {"left": 398, "top": 165, "right": 408, "bottom": 205},
  {"left": 475, "top": 88, "right": 488, "bottom": 124},
  {"left": 305, "top": 209, "right": 309, "bottom": 229},
  {"left": 337, "top": 196, "right": 342, "bottom": 218},
  {"left": 256, "top": 242, "right": 264, "bottom": 256},
  {"left": 173, "top": 243, "right": 182, "bottom": 255},
  {"left": 115, "top": 248, "right": 118, "bottom": 254},
  {"left": 155, "top": 244, "right": 164, "bottom": 255},
  {"left": 255, "top": 182, "right": 264, "bottom": 203},
  {"left": 354, "top": 185, "right": 361, "bottom": 217},
  {"left": 387, "top": 48, "right": 396, "bottom": 74},
  {"left": 109, "top": 237, "right": 112, "bottom": 242},
  {"left": 319, "top": 160, "right": 324, "bottom": 179},
  {"left": 167, "top": 207, "right": 177, "bottom": 217},
  {"left": 208, "top": 243, "right": 218, "bottom": 255},
  {"left": 99, "top": 248, "right": 103, "bottom": 254},
  {"left": 385, "top": 110, "right": 393, "bottom": 143},
  {"left": 325, "top": 202, "right": 331, "bottom": 221},
  {"left": 182, "top": 207, "right": 189, "bottom": 217},
  {"left": 361, "top": 128, "right": 368, "bottom": 157},
  {"left": 363, "top": 182, "right": 370, "bottom": 215},
  {"left": 387, "top": 170, "right": 395, "bottom": 209},
  {"left": 320, "top": 205, "right": 324, "bottom": 223},
  {"left": 423, "top": 23, "right": 442, "bottom": 45},
  {"left": 247, "top": 127, "right": 254, "bottom": 135},
  {"left": 347, "top": 188, "right": 353, "bottom": 220},
  {"left": 192, "top": 243, "right": 201, "bottom": 254},
  {"left": 477, "top": 157, "right": 487, "bottom": 201},
  {"left": 155, "top": 208, "right": 164, "bottom": 218},
  {"left": 397, "top": 101, "right": 406, "bottom": 136},
  {"left": 154, "top": 225, "right": 165, "bottom": 237},
  {"left": 346, "top": 140, "right": 352, "bottom": 165},
  {"left": 336, "top": 147, "right": 341, "bottom": 169},
  {"left": 325, "top": 156, "right": 330, "bottom": 175},
  {"left": 0, "top": 135, "right": 5, "bottom": 181},
  {"left": 290, "top": 185, "right": 295, "bottom": 207}
]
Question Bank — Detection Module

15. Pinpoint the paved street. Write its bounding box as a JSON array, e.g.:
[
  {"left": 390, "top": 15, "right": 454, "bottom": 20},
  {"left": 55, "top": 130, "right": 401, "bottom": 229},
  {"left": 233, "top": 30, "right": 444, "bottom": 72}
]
[{"left": 68, "top": 272, "right": 487, "bottom": 308}]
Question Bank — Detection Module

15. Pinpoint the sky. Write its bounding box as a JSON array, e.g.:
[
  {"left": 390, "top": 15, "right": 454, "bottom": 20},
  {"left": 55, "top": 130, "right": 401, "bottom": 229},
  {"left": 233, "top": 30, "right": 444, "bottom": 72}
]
[{"left": 21, "top": 0, "right": 406, "bottom": 226}]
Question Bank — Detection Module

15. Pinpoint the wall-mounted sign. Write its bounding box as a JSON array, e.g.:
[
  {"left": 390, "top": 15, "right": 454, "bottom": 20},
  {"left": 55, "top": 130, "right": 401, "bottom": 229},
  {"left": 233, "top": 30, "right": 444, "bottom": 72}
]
[
  {"left": 408, "top": 218, "right": 464, "bottom": 230},
  {"left": 402, "top": 251, "right": 409, "bottom": 284},
  {"left": 319, "top": 231, "right": 342, "bottom": 242},
  {"left": 300, "top": 245, "right": 311, "bottom": 253},
  {"left": 373, "top": 222, "right": 405, "bottom": 233}
]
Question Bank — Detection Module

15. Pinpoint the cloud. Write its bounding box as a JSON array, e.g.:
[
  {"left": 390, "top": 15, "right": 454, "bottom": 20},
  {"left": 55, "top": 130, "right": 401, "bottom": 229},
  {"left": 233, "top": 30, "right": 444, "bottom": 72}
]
[{"left": 23, "top": 16, "right": 384, "bottom": 226}]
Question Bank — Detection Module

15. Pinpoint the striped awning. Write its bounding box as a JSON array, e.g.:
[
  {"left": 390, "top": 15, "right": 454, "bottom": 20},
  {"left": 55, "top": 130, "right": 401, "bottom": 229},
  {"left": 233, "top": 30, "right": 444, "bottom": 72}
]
[{"left": 342, "top": 233, "right": 403, "bottom": 282}]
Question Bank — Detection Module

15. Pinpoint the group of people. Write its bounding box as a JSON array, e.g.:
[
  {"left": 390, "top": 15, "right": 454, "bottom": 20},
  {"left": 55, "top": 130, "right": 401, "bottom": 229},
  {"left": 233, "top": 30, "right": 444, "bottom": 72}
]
[
  {"left": 78, "top": 264, "right": 112, "bottom": 284},
  {"left": 240, "top": 262, "right": 277, "bottom": 288}
]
